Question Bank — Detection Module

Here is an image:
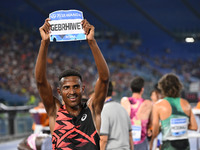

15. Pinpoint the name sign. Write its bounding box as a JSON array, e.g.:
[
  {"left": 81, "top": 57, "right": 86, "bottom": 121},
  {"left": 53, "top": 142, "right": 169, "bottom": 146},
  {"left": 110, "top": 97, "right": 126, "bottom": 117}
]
[
  {"left": 132, "top": 125, "right": 142, "bottom": 142},
  {"left": 49, "top": 10, "right": 86, "bottom": 42},
  {"left": 170, "top": 117, "right": 188, "bottom": 136}
]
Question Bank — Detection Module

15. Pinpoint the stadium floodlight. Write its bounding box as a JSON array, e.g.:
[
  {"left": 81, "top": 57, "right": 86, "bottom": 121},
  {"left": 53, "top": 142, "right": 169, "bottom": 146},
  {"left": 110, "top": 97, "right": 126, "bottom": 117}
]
[{"left": 185, "top": 37, "right": 195, "bottom": 43}]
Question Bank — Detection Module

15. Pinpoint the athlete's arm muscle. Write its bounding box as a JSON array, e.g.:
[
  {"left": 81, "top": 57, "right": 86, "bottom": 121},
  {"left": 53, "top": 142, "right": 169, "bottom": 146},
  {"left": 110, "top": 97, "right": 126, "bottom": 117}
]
[
  {"left": 180, "top": 99, "right": 198, "bottom": 130},
  {"left": 129, "top": 131, "right": 134, "bottom": 150},
  {"left": 149, "top": 103, "right": 160, "bottom": 150},
  {"left": 35, "top": 18, "right": 61, "bottom": 134},
  {"left": 82, "top": 19, "right": 110, "bottom": 133},
  {"left": 100, "top": 135, "right": 108, "bottom": 150}
]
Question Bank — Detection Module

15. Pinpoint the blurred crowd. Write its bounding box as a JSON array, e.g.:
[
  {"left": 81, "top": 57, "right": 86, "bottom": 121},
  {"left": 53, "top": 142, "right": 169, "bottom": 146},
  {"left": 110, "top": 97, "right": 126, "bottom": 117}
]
[{"left": 0, "top": 28, "right": 200, "bottom": 105}]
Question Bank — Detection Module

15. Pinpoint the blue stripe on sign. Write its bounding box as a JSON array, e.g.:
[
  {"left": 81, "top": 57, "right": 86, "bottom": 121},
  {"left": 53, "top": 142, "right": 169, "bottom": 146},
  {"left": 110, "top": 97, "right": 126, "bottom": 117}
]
[
  {"left": 171, "top": 118, "right": 186, "bottom": 124},
  {"left": 50, "top": 10, "right": 83, "bottom": 20}
]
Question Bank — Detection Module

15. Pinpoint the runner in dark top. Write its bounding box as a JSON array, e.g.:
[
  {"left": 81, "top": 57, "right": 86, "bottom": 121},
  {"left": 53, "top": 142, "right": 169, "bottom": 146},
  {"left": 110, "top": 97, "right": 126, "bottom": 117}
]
[
  {"left": 35, "top": 18, "right": 110, "bottom": 150},
  {"left": 52, "top": 103, "right": 100, "bottom": 149}
]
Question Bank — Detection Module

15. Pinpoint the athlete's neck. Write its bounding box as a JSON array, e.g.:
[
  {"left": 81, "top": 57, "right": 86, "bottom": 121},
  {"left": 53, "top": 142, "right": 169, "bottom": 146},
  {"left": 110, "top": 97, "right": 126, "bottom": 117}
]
[
  {"left": 132, "top": 93, "right": 142, "bottom": 99},
  {"left": 65, "top": 104, "right": 83, "bottom": 117}
]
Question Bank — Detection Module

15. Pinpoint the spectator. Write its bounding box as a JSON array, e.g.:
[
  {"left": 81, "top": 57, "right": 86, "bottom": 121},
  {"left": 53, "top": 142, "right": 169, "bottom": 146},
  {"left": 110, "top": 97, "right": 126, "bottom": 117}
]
[{"left": 100, "top": 81, "right": 133, "bottom": 150}]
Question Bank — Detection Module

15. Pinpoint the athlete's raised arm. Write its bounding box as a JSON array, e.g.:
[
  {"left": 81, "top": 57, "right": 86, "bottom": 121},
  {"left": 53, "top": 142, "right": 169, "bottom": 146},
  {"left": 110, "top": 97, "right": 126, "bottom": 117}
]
[
  {"left": 82, "top": 19, "right": 110, "bottom": 133},
  {"left": 35, "top": 18, "right": 60, "bottom": 130}
]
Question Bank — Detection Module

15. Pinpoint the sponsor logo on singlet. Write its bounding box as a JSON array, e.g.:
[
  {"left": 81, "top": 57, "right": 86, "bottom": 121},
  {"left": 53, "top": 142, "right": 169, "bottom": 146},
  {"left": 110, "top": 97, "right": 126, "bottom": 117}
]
[{"left": 81, "top": 114, "right": 87, "bottom": 121}]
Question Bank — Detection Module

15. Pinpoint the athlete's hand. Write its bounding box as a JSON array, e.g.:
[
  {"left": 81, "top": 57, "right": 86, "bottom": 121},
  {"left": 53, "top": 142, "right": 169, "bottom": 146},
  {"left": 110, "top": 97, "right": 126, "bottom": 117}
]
[
  {"left": 81, "top": 19, "right": 95, "bottom": 41},
  {"left": 39, "top": 18, "right": 51, "bottom": 42},
  {"left": 147, "top": 128, "right": 152, "bottom": 137}
]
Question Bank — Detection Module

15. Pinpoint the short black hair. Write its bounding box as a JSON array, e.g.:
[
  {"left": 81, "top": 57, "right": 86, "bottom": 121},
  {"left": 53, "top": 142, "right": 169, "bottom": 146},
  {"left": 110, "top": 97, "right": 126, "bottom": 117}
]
[
  {"left": 58, "top": 69, "right": 82, "bottom": 81},
  {"left": 107, "top": 81, "right": 113, "bottom": 97},
  {"left": 130, "top": 76, "right": 144, "bottom": 93}
]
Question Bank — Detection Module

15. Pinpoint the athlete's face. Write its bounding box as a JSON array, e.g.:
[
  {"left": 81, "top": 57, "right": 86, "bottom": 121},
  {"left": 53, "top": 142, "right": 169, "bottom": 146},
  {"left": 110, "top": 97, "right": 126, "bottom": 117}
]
[
  {"left": 151, "top": 91, "right": 158, "bottom": 103},
  {"left": 58, "top": 76, "right": 85, "bottom": 108}
]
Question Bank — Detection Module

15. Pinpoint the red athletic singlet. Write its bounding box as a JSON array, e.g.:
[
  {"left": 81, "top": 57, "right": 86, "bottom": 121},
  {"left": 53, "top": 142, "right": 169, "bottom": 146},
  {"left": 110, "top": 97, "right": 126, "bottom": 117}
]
[{"left": 52, "top": 103, "right": 100, "bottom": 150}]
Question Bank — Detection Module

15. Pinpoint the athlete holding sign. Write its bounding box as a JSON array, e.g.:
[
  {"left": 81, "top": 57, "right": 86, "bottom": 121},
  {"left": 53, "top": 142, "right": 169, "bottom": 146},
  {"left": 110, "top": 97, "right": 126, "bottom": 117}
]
[
  {"left": 35, "top": 17, "right": 109, "bottom": 150},
  {"left": 150, "top": 73, "right": 198, "bottom": 150}
]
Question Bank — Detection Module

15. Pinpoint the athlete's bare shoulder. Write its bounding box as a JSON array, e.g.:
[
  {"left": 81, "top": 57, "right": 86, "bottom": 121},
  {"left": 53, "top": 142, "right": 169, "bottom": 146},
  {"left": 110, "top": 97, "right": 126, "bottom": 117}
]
[
  {"left": 137, "top": 99, "right": 152, "bottom": 119},
  {"left": 139, "top": 99, "right": 153, "bottom": 112},
  {"left": 121, "top": 96, "right": 129, "bottom": 102},
  {"left": 120, "top": 97, "right": 130, "bottom": 106},
  {"left": 143, "top": 99, "right": 153, "bottom": 108},
  {"left": 120, "top": 97, "right": 131, "bottom": 115},
  {"left": 154, "top": 99, "right": 172, "bottom": 120},
  {"left": 154, "top": 99, "right": 171, "bottom": 111},
  {"left": 180, "top": 98, "right": 191, "bottom": 115},
  {"left": 155, "top": 98, "right": 167, "bottom": 105},
  {"left": 180, "top": 98, "right": 190, "bottom": 105},
  {"left": 144, "top": 99, "right": 153, "bottom": 104}
]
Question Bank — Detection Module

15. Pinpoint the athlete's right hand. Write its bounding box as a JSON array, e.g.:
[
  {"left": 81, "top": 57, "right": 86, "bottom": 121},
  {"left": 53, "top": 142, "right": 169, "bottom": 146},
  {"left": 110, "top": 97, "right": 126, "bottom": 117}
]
[{"left": 39, "top": 18, "right": 51, "bottom": 42}]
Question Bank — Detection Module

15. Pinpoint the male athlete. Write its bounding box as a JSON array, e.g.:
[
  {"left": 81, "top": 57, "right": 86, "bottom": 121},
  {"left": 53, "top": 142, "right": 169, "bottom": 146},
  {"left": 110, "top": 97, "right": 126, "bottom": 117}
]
[
  {"left": 35, "top": 18, "right": 110, "bottom": 150},
  {"left": 121, "top": 76, "right": 152, "bottom": 150},
  {"left": 150, "top": 73, "right": 197, "bottom": 150}
]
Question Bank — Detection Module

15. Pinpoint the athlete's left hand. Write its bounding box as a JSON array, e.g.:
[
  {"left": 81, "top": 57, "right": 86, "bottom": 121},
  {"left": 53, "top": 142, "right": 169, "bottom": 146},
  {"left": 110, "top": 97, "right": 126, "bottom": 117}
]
[{"left": 81, "top": 19, "right": 95, "bottom": 41}]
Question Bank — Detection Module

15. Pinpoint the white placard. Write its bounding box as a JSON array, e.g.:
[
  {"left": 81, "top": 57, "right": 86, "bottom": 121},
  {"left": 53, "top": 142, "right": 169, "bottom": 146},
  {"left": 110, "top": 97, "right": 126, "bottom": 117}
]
[
  {"left": 132, "top": 125, "right": 142, "bottom": 142},
  {"left": 170, "top": 117, "right": 188, "bottom": 136},
  {"left": 49, "top": 10, "right": 86, "bottom": 42}
]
